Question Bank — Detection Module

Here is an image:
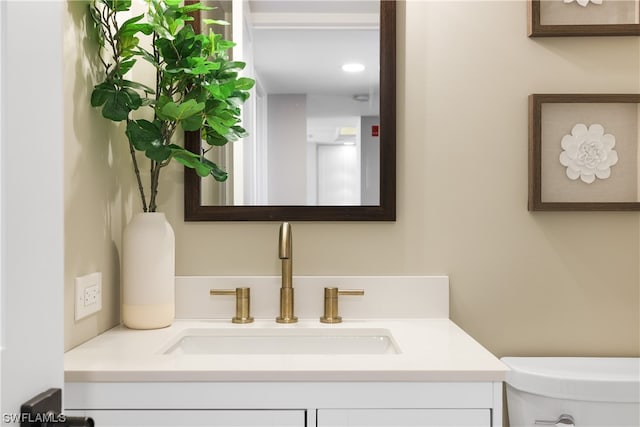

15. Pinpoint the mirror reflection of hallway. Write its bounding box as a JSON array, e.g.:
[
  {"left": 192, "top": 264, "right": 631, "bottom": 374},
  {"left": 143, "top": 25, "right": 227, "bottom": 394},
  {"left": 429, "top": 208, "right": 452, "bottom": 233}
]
[{"left": 197, "top": 0, "right": 381, "bottom": 207}]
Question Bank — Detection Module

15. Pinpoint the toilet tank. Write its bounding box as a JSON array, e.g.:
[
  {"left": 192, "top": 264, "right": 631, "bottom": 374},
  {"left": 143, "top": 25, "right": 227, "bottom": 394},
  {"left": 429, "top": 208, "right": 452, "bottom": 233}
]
[{"left": 501, "top": 357, "right": 639, "bottom": 427}]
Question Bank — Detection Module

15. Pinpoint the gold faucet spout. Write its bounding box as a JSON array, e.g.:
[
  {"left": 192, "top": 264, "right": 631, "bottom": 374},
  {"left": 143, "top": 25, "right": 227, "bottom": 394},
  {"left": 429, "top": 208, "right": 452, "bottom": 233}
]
[
  {"left": 279, "top": 222, "right": 292, "bottom": 289},
  {"left": 278, "top": 222, "right": 291, "bottom": 259},
  {"left": 277, "top": 222, "right": 297, "bottom": 323},
  {"left": 279, "top": 222, "right": 292, "bottom": 259}
]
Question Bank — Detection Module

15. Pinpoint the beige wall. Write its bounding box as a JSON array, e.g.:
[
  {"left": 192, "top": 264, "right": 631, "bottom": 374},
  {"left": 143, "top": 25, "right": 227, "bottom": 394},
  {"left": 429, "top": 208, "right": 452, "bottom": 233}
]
[
  {"left": 65, "top": 0, "right": 640, "bottom": 357},
  {"left": 64, "top": 1, "right": 134, "bottom": 350}
]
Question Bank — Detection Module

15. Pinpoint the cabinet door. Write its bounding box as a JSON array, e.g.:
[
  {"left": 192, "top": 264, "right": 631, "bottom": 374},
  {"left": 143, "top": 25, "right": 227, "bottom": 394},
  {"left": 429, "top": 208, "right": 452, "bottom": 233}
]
[
  {"left": 66, "top": 409, "right": 305, "bottom": 427},
  {"left": 317, "top": 409, "right": 490, "bottom": 426}
]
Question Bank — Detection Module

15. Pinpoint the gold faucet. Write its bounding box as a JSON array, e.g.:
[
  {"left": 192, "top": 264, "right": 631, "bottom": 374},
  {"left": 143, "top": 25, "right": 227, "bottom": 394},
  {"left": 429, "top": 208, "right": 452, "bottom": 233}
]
[{"left": 276, "top": 222, "right": 297, "bottom": 323}]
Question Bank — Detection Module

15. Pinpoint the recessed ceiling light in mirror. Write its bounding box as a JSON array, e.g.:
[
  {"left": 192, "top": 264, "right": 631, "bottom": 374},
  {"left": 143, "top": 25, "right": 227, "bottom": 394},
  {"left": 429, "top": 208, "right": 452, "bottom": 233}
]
[{"left": 342, "top": 63, "right": 365, "bottom": 73}]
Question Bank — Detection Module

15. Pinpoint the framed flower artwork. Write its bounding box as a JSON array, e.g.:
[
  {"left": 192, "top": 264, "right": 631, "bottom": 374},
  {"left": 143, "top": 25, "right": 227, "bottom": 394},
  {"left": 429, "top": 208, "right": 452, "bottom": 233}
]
[
  {"left": 528, "top": 94, "right": 640, "bottom": 211},
  {"left": 528, "top": 0, "right": 640, "bottom": 36}
]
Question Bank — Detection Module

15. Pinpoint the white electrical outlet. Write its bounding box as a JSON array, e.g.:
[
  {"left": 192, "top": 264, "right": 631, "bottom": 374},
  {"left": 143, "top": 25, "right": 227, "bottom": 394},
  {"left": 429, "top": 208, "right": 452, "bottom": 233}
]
[{"left": 75, "top": 272, "right": 102, "bottom": 320}]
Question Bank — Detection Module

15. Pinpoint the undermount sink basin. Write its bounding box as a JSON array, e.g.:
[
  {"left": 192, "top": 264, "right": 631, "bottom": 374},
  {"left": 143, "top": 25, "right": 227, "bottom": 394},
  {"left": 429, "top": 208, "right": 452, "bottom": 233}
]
[{"left": 163, "top": 327, "right": 399, "bottom": 355}]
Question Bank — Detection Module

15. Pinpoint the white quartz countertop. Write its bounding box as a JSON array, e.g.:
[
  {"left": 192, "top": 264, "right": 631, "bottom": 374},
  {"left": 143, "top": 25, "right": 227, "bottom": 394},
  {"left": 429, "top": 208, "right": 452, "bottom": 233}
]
[{"left": 64, "top": 318, "right": 508, "bottom": 383}]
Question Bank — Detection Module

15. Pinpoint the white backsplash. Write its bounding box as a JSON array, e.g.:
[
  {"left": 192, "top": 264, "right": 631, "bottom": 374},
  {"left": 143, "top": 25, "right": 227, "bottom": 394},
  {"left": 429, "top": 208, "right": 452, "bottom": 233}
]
[{"left": 176, "top": 276, "right": 449, "bottom": 320}]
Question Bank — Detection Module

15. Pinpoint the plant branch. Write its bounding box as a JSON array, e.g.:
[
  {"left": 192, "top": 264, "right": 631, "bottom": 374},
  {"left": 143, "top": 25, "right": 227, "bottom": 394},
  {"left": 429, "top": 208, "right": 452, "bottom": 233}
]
[
  {"left": 127, "top": 136, "right": 149, "bottom": 212},
  {"left": 92, "top": 5, "right": 111, "bottom": 73},
  {"left": 104, "top": 11, "right": 121, "bottom": 77},
  {"left": 148, "top": 160, "right": 159, "bottom": 212}
]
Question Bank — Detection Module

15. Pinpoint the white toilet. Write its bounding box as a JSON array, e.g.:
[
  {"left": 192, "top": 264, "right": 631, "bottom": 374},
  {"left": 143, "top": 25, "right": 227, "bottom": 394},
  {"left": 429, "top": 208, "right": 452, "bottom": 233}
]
[{"left": 501, "top": 357, "right": 639, "bottom": 427}]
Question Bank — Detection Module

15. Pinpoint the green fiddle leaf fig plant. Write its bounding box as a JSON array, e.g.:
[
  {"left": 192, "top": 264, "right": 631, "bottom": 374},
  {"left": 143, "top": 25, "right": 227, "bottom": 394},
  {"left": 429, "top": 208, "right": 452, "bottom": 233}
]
[{"left": 90, "top": 0, "right": 254, "bottom": 212}]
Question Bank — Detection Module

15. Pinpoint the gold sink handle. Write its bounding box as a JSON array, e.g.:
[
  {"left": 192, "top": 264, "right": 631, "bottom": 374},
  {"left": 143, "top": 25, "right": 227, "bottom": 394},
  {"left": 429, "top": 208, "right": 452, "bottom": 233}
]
[
  {"left": 210, "top": 287, "right": 254, "bottom": 324},
  {"left": 320, "top": 287, "right": 364, "bottom": 324}
]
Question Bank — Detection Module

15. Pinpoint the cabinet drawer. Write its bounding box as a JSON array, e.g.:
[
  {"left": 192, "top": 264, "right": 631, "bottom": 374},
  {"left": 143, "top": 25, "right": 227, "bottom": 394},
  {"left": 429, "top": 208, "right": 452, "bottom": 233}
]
[
  {"left": 317, "top": 409, "right": 490, "bottom": 426},
  {"left": 66, "top": 409, "right": 305, "bottom": 427}
]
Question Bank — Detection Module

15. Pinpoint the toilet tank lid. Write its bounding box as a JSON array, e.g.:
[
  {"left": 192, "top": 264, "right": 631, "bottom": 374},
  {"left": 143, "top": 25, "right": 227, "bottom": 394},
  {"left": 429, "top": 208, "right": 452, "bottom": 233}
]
[{"left": 501, "top": 357, "right": 640, "bottom": 403}]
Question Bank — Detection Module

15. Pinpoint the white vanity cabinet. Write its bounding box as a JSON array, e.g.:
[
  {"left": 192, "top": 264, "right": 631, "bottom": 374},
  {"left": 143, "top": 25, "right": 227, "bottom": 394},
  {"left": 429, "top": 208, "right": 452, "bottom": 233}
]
[
  {"left": 317, "top": 409, "right": 490, "bottom": 426},
  {"left": 64, "top": 381, "right": 503, "bottom": 427},
  {"left": 66, "top": 408, "right": 490, "bottom": 427},
  {"left": 65, "top": 408, "right": 491, "bottom": 427},
  {"left": 65, "top": 410, "right": 305, "bottom": 427}
]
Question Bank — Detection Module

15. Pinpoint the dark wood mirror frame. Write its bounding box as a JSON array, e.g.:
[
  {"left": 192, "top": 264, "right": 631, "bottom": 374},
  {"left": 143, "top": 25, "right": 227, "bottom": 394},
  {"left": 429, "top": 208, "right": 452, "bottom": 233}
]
[{"left": 184, "top": 1, "right": 396, "bottom": 221}]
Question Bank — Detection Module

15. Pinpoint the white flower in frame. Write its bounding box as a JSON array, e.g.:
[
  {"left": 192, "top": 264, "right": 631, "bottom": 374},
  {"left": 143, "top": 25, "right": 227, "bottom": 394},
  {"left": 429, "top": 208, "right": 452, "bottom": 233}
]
[
  {"left": 563, "top": 0, "right": 603, "bottom": 7},
  {"left": 559, "top": 123, "right": 618, "bottom": 184}
]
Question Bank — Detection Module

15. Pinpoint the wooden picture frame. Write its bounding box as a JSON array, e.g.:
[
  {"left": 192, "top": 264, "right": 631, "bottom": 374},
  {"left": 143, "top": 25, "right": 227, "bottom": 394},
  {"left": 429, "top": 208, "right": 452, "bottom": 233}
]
[
  {"left": 528, "top": 0, "right": 640, "bottom": 37},
  {"left": 528, "top": 94, "right": 640, "bottom": 211}
]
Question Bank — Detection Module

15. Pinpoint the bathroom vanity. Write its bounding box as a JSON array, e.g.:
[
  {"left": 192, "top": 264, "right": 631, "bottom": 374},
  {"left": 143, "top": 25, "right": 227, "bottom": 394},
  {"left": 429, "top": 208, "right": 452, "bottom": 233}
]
[{"left": 64, "top": 277, "right": 508, "bottom": 426}]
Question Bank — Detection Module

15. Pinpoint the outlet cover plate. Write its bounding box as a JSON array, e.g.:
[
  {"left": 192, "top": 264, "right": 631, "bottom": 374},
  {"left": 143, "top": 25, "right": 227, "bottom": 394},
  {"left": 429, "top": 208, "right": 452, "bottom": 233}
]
[{"left": 75, "top": 272, "right": 102, "bottom": 320}]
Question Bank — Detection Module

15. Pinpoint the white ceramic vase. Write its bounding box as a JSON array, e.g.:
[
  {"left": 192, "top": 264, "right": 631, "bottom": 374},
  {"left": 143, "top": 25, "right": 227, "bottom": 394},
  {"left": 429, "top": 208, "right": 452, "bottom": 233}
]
[{"left": 122, "top": 212, "right": 175, "bottom": 329}]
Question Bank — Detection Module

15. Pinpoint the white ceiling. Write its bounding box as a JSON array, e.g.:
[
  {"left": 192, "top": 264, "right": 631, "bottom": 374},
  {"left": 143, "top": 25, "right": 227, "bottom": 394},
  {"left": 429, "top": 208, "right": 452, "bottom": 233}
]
[{"left": 247, "top": 0, "right": 380, "bottom": 97}]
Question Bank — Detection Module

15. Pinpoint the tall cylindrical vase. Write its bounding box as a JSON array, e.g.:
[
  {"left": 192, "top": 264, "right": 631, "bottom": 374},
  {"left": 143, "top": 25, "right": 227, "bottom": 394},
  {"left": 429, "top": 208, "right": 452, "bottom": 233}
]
[{"left": 122, "top": 212, "right": 175, "bottom": 329}]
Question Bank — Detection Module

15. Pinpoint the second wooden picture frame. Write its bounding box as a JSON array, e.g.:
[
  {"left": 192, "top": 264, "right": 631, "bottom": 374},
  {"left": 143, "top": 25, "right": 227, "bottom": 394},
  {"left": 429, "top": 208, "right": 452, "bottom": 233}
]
[
  {"left": 528, "top": 0, "right": 640, "bottom": 36},
  {"left": 528, "top": 94, "right": 640, "bottom": 211}
]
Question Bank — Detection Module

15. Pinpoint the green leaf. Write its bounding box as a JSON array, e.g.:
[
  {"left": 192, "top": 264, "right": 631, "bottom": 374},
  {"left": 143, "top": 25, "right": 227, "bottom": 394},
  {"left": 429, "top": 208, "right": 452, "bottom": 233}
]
[
  {"left": 231, "top": 125, "right": 248, "bottom": 138},
  {"left": 125, "top": 119, "right": 162, "bottom": 151},
  {"left": 121, "top": 87, "right": 143, "bottom": 110},
  {"left": 205, "top": 114, "right": 230, "bottom": 137},
  {"left": 217, "top": 39, "right": 235, "bottom": 51},
  {"left": 155, "top": 38, "right": 179, "bottom": 63},
  {"left": 169, "top": 146, "right": 218, "bottom": 178},
  {"left": 101, "top": 92, "right": 131, "bottom": 121},
  {"left": 180, "top": 114, "right": 203, "bottom": 132},
  {"left": 202, "top": 18, "right": 229, "bottom": 26},
  {"left": 209, "top": 111, "right": 236, "bottom": 127},
  {"left": 105, "top": 0, "right": 131, "bottom": 12},
  {"left": 168, "top": 18, "right": 184, "bottom": 36},
  {"left": 225, "top": 96, "right": 245, "bottom": 108},
  {"left": 207, "top": 30, "right": 217, "bottom": 56},
  {"left": 118, "top": 13, "right": 143, "bottom": 27},
  {"left": 201, "top": 157, "right": 228, "bottom": 181},
  {"left": 181, "top": 3, "right": 214, "bottom": 13},
  {"left": 134, "top": 47, "right": 158, "bottom": 67},
  {"left": 235, "top": 77, "right": 255, "bottom": 91},
  {"left": 184, "top": 87, "right": 207, "bottom": 104},
  {"left": 126, "top": 120, "right": 172, "bottom": 162},
  {"left": 118, "top": 33, "right": 140, "bottom": 55},
  {"left": 185, "top": 57, "right": 221, "bottom": 74},
  {"left": 121, "top": 22, "right": 154, "bottom": 37},
  {"left": 93, "top": 85, "right": 142, "bottom": 122},
  {"left": 119, "top": 79, "right": 155, "bottom": 94},
  {"left": 222, "top": 129, "right": 239, "bottom": 142},
  {"left": 206, "top": 81, "right": 235, "bottom": 100},
  {"left": 174, "top": 149, "right": 228, "bottom": 181},
  {"left": 146, "top": 145, "right": 172, "bottom": 162},
  {"left": 119, "top": 59, "right": 136, "bottom": 75},
  {"left": 117, "top": 14, "right": 153, "bottom": 38},
  {"left": 147, "top": 2, "right": 174, "bottom": 41},
  {"left": 160, "top": 99, "right": 205, "bottom": 121},
  {"left": 203, "top": 127, "right": 229, "bottom": 147},
  {"left": 90, "top": 82, "right": 114, "bottom": 107},
  {"left": 195, "top": 162, "right": 212, "bottom": 177},
  {"left": 230, "top": 90, "right": 250, "bottom": 102},
  {"left": 220, "top": 61, "right": 246, "bottom": 72},
  {"left": 154, "top": 95, "right": 173, "bottom": 121}
]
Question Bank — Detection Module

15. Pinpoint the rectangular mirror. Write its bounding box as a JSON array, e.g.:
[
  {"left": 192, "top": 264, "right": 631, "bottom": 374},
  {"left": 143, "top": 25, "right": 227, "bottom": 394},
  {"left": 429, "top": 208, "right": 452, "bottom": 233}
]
[{"left": 184, "top": 0, "right": 395, "bottom": 221}]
